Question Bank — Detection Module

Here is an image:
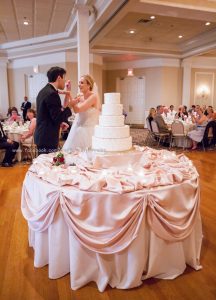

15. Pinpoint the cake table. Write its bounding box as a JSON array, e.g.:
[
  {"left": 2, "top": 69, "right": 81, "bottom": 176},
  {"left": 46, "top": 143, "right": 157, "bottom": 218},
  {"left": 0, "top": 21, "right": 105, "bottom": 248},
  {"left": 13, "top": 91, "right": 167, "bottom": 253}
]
[{"left": 21, "top": 147, "right": 202, "bottom": 292}]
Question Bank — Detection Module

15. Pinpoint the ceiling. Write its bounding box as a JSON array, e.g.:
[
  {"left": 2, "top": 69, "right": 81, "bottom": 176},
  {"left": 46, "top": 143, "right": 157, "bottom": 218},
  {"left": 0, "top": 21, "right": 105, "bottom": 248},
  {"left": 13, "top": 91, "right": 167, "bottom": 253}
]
[
  {"left": 1, "top": 0, "right": 216, "bottom": 61},
  {"left": 0, "top": 0, "right": 75, "bottom": 43}
]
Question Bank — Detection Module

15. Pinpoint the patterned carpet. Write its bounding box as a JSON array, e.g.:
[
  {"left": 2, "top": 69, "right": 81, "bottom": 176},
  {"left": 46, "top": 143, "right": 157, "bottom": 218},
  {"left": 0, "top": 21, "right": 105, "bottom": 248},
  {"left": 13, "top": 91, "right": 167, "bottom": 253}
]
[
  {"left": 131, "top": 128, "right": 187, "bottom": 153},
  {"left": 131, "top": 128, "right": 148, "bottom": 146}
]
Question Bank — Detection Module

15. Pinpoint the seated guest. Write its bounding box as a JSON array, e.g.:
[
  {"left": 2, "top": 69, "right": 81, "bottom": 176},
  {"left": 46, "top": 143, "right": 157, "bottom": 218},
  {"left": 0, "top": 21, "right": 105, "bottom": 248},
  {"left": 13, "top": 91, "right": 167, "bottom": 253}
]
[
  {"left": 206, "top": 107, "right": 215, "bottom": 121},
  {"left": 161, "top": 106, "right": 169, "bottom": 122},
  {"left": 7, "top": 107, "right": 22, "bottom": 124},
  {"left": 169, "top": 105, "right": 176, "bottom": 119},
  {"left": 183, "top": 105, "right": 188, "bottom": 118},
  {"left": 155, "top": 105, "right": 169, "bottom": 133},
  {"left": 0, "top": 122, "right": 19, "bottom": 167},
  {"left": 176, "top": 105, "right": 184, "bottom": 120},
  {"left": 20, "top": 109, "right": 36, "bottom": 143},
  {"left": 188, "top": 107, "right": 208, "bottom": 150},
  {"left": 147, "top": 107, "right": 156, "bottom": 130},
  {"left": 176, "top": 105, "right": 188, "bottom": 120},
  {"left": 20, "top": 109, "right": 36, "bottom": 161}
]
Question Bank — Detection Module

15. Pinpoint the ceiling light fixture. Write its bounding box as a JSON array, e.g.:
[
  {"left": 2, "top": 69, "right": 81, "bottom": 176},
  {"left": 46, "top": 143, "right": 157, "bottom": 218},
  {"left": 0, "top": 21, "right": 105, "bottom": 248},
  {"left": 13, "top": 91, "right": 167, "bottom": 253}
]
[
  {"left": 129, "top": 30, "right": 135, "bottom": 34},
  {"left": 150, "top": 16, "right": 155, "bottom": 19},
  {"left": 205, "top": 22, "right": 211, "bottom": 26},
  {"left": 178, "top": 35, "right": 183, "bottom": 39},
  {"left": 127, "top": 68, "right": 134, "bottom": 76}
]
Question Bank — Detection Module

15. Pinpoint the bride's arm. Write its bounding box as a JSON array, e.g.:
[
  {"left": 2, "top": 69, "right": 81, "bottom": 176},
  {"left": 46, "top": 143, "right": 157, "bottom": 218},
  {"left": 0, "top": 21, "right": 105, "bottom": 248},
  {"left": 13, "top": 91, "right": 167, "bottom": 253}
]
[{"left": 73, "top": 94, "right": 97, "bottom": 113}]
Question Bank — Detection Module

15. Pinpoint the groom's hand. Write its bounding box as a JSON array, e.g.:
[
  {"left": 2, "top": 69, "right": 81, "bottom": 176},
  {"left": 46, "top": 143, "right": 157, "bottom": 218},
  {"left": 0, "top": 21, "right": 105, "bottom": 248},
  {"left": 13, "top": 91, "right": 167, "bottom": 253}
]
[{"left": 60, "top": 122, "right": 69, "bottom": 131}]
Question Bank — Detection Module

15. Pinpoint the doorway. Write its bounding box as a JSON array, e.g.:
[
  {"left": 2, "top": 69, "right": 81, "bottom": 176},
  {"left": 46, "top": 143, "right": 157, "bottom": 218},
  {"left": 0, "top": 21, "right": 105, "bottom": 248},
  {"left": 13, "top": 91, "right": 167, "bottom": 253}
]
[{"left": 116, "top": 76, "right": 145, "bottom": 125}]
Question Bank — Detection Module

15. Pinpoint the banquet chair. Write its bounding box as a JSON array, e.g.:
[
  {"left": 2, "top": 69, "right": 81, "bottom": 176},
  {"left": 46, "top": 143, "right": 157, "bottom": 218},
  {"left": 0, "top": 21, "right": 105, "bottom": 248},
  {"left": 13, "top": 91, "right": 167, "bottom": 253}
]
[
  {"left": 151, "top": 120, "right": 170, "bottom": 147},
  {"left": 145, "top": 118, "right": 155, "bottom": 146},
  {"left": 0, "top": 149, "right": 6, "bottom": 163},
  {"left": 21, "top": 136, "right": 38, "bottom": 161},
  {"left": 170, "top": 120, "right": 187, "bottom": 150},
  {"left": 201, "top": 120, "right": 216, "bottom": 151}
]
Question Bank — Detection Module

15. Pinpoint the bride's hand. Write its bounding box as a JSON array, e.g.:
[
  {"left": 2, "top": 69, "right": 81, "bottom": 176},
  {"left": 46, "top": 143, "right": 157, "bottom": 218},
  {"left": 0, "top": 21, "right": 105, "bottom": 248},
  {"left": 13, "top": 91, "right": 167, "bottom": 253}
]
[{"left": 69, "top": 97, "right": 80, "bottom": 108}]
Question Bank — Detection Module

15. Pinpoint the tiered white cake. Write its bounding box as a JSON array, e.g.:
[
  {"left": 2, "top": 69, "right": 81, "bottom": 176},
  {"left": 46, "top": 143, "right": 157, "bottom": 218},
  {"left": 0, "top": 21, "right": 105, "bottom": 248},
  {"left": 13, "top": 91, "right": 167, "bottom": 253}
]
[{"left": 92, "top": 93, "right": 132, "bottom": 151}]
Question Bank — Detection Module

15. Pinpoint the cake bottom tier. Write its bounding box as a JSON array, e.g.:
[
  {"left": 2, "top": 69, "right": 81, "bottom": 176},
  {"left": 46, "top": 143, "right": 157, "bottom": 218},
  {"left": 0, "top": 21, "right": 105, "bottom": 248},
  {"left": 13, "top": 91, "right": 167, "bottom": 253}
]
[{"left": 92, "top": 136, "right": 132, "bottom": 152}]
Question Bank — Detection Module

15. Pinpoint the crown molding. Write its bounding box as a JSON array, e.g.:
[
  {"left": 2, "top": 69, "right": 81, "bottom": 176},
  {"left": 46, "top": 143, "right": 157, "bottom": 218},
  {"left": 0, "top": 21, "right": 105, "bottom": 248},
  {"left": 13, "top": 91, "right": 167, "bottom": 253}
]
[
  {"left": 6, "top": 38, "right": 77, "bottom": 60},
  {"left": 104, "top": 58, "right": 180, "bottom": 70},
  {"left": 182, "top": 56, "right": 216, "bottom": 69}
]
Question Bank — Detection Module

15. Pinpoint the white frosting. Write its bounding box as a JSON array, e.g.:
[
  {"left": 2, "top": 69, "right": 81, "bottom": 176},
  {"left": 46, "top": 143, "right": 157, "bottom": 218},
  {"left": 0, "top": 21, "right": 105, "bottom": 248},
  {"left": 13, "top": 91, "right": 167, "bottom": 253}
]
[
  {"left": 99, "top": 115, "right": 124, "bottom": 127},
  {"left": 102, "top": 103, "right": 123, "bottom": 116},
  {"left": 94, "top": 125, "right": 130, "bottom": 139},
  {"left": 92, "top": 92, "right": 132, "bottom": 152},
  {"left": 104, "top": 93, "right": 120, "bottom": 104},
  {"left": 92, "top": 136, "right": 132, "bottom": 152}
]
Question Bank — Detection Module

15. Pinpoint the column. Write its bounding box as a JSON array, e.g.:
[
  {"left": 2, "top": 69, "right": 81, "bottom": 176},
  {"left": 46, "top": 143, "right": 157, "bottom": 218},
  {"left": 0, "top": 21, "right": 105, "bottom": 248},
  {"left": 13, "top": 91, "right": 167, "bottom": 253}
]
[
  {"left": 182, "top": 61, "right": 192, "bottom": 107},
  {"left": 0, "top": 58, "right": 9, "bottom": 117},
  {"left": 77, "top": 3, "right": 89, "bottom": 80}
]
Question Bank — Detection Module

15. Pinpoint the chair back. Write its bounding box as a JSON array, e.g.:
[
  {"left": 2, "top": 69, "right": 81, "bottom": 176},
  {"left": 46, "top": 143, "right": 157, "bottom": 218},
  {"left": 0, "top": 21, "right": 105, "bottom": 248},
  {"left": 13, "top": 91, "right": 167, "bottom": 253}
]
[
  {"left": 202, "top": 120, "right": 216, "bottom": 146},
  {"left": 146, "top": 118, "right": 152, "bottom": 131},
  {"left": 151, "top": 120, "right": 159, "bottom": 133},
  {"left": 171, "top": 121, "right": 184, "bottom": 135}
]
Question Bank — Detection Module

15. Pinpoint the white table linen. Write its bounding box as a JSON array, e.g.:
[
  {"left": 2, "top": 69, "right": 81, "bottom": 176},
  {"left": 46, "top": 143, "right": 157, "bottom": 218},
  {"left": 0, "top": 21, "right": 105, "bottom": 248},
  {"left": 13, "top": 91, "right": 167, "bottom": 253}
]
[{"left": 21, "top": 147, "right": 202, "bottom": 292}]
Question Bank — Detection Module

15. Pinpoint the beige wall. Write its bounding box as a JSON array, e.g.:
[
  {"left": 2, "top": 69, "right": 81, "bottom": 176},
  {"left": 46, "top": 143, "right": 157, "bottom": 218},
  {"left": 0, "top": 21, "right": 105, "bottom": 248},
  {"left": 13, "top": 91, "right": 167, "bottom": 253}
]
[
  {"left": 8, "top": 62, "right": 66, "bottom": 110},
  {"left": 90, "top": 63, "right": 103, "bottom": 101},
  {"left": 65, "top": 62, "right": 78, "bottom": 97},
  {"left": 103, "top": 67, "right": 182, "bottom": 110},
  {"left": 191, "top": 68, "right": 216, "bottom": 108},
  {"left": 7, "top": 60, "right": 103, "bottom": 111}
]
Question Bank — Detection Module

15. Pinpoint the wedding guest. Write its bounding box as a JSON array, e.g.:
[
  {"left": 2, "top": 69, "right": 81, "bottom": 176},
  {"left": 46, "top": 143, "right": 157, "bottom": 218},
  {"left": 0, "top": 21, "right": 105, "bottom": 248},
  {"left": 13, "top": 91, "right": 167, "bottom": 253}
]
[
  {"left": 21, "top": 96, "right": 31, "bottom": 121},
  {"left": 169, "top": 105, "right": 176, "bottom": 119},
  {"left": 155, "top": 105, "right": 169, "bottom": 133},
  {"left": 206, "top": 107, "right": 215, "bottom": 121},
  {"left": 188, "top": 107, "right": 208, "bottom": 150},
  {"left": 20, "top": 109, "right": 36, "bottom": 143},
  {"left": 147, "top": 107, "right": 156, "bottom": 130},
  {"left": 0, "top": 122, "right": 19, "bottom": 167},
  {"left": 176, "top": 105, "right": 184, "bottom": 120},
  {"left": 34, "top": 66, "right": 78, "bottom": 154},
  {"left": 7, "top": 107, "right": 22, "bottom": 124},
  {"left": 20, "top": 109, "right": 36, "bottom": 161},
  {"left": 176, "top": 105, "right": 188, "bottom": 120}
]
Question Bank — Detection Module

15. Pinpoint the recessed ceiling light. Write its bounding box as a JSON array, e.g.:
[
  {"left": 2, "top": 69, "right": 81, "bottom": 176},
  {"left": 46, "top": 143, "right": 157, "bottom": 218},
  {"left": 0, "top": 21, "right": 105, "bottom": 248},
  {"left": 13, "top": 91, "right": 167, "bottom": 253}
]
[
  {"left": 178, "top": 35, "right": 183, "bottom": 39},
  {"left": 205, "top": 22, "right": 211, "bottom": 26},
  {"left": 129, "top": 30, "right": 135, "bottom": 34},
  {"left": 150, "top": 16, "right": 155, "bottom": 19}
]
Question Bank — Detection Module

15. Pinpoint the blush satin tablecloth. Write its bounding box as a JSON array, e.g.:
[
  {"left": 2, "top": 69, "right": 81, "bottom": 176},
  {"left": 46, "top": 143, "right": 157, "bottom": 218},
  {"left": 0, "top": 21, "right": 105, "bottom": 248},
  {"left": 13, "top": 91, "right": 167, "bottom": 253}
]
[{"left": 21, "top": 148, "right": 202, "bottom": 292}]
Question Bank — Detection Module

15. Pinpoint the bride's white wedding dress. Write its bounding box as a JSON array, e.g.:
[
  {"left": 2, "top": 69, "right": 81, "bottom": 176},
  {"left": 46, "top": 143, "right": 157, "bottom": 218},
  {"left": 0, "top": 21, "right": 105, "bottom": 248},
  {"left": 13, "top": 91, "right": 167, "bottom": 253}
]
[{"left": 62, "top": 107, "right": 100, "bottom": 152}]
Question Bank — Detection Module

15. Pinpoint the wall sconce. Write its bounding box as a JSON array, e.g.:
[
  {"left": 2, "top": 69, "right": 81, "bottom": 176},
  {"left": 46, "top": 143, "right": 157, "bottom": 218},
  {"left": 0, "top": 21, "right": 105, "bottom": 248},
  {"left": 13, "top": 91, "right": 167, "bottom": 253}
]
[
  {"left": 197, "top": 85, "right": 209, "bottom": 99},
  {"left": 127, "top": 68, "right": 134, "bottom": 76},
  {"left": 33, "top": 65, "right": 39, "bottom": 73}
]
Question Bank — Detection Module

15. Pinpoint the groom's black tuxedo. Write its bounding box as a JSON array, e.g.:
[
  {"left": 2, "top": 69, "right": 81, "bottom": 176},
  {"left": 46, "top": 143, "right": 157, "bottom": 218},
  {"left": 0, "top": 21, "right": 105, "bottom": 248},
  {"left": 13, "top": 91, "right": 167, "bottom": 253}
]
[{"left": 34, "top": 83, "right": 72, "bottom": 152}]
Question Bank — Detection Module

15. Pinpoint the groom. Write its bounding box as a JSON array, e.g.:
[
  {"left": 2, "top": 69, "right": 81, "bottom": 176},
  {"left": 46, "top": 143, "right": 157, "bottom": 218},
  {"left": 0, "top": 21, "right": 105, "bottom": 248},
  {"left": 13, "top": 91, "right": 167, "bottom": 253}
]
[{"left": 34, "top": 66, "right": 77, "bottom": 154}]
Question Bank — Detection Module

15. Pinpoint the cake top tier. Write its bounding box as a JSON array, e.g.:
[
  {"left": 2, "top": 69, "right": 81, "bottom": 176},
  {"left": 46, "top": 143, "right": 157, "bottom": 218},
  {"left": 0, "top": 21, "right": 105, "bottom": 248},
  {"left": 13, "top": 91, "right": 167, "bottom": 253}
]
[{"left": 104, "top": 93, "right": 120, "bottom": 104}]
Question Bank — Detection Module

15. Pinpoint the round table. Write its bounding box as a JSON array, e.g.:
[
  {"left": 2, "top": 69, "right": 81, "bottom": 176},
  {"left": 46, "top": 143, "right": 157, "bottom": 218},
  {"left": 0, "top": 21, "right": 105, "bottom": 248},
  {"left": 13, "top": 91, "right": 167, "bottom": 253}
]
[{"left": 21, "top": 147, "right": 202, "bottom": 292}]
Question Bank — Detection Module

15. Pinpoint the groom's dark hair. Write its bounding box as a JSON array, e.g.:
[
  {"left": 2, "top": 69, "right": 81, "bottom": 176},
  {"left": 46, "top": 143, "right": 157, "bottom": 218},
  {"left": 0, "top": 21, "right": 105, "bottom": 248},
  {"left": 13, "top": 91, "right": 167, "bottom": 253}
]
[{"left": 47, "top": 66, "right": 66, "bottom": 82}]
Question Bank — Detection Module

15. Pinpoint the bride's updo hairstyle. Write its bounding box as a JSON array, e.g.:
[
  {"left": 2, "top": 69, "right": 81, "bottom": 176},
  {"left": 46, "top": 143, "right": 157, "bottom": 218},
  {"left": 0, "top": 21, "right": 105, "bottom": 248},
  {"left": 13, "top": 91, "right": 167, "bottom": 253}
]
[{"left": 83, "top": 74, "right": 94, "bottom": 91}]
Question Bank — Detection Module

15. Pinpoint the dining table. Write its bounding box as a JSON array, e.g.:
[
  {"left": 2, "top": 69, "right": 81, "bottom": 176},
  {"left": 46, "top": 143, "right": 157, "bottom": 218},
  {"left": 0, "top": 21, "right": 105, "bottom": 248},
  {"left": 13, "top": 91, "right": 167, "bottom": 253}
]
[{"left": 21, "top": 146, "right": 202, "bottom": 292}]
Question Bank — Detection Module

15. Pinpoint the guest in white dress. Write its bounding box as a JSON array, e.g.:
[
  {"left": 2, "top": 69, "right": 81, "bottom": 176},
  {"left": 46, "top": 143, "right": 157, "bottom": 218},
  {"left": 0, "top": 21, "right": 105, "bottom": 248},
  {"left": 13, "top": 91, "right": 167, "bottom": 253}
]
[
  {"left": 187, "top": 107, "right": 208, "bottom": 150},
  {"left": 63, "top": 74, "right": 101, "bottom": 152},
  {"left": 20, "top": 109, "right": 36, "bottom": 144}
]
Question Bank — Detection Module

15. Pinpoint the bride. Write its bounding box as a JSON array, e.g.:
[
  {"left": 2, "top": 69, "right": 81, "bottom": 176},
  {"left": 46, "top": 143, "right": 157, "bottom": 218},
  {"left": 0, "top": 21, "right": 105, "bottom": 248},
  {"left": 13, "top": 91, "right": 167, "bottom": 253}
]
[{"left": 62, "top": 74, "right": 101, "bottom": 152}]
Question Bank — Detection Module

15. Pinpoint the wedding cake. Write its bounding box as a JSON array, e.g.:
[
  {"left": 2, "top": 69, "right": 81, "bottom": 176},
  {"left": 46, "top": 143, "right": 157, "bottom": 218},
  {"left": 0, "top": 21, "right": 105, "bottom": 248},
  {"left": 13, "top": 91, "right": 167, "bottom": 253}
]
[{"left": 92, "top": 93, "right": 132, "bottom": 151}]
